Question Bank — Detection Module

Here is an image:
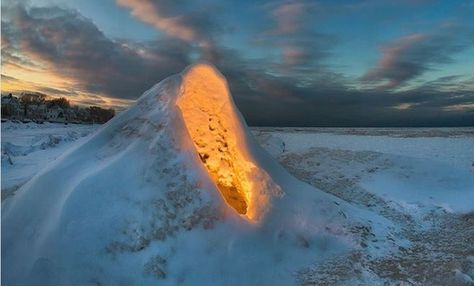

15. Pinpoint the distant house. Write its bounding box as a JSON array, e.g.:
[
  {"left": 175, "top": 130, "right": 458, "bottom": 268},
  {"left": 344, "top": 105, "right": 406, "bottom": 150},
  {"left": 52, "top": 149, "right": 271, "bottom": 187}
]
[
  {"left": 28, "top": 104, "right": 47, "bottom": 121},
  {"left": 1, "top": 94, "right": 22, "bottom": 119},
  {"left": 47, "top": 106, "right": 65, "bottom": 122},
  {"left": 1, "top": 93, "right": 114, "bottom": 124}
]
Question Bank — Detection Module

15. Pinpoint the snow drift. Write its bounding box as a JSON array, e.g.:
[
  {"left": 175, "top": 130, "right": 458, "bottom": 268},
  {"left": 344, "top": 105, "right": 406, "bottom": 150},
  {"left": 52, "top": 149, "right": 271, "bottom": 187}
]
[{"left": 2, "top": 63, "right": 393, "bottom": 285}]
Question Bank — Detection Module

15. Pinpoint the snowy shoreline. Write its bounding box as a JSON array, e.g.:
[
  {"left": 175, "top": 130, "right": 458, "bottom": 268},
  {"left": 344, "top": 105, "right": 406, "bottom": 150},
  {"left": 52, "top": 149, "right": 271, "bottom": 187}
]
[
  {"left": 2, "top": 120, "right": 474, "bottom": 285},
  {"left": 252, "top": 126, "right": 474, "bottom": 138},
  {"left": 3, "top": 122, "right": 473, "bottom": 201}
]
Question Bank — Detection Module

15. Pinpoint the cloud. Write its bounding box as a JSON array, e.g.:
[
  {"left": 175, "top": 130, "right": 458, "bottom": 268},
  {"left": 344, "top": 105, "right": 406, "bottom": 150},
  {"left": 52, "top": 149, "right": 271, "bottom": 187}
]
[
  {"left": 116, "top": 0, "right": 198, "bottom": 43},
  {"left": 2, "top": 4, "right": 193, "bottom": 100},
  {"left": 235, "top": 73, "right": 474, "bottom": 127},
  {"left": 272, "top": 2, "right": 307, "bottom": 35},
  {"left": 362, "top": 26, "right": 474, "bottom": 89},
  {"left": 253, "top": 1, "right": 337, "bottom": 78},
  {"left": 116, "top": 0, "right": 221, "bottom": 60}
]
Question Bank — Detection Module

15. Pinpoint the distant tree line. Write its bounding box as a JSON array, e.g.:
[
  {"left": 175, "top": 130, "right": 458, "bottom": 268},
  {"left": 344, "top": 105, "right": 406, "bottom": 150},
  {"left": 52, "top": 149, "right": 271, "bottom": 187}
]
[{"left": 1, "top": 92, "right": 115, "bottom": 124}]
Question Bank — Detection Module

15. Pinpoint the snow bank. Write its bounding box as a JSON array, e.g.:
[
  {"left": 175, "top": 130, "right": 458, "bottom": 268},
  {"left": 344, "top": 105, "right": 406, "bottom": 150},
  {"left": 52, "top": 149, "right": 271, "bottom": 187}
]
[
  {"left": 253, "top": 132, "right": 286, "bottom": 157},
  {"left": 1, "top": 123, "right": 98, "bottom": 197},
  {"left": 2, "top": 63, "right": 393, "bottom": 285}
]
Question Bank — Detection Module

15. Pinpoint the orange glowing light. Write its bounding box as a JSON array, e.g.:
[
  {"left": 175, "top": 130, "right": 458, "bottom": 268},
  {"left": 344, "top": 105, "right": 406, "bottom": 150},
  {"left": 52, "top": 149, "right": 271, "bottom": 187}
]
[{"left": 176, "top": 64, "right": 272, "bottom": 221}]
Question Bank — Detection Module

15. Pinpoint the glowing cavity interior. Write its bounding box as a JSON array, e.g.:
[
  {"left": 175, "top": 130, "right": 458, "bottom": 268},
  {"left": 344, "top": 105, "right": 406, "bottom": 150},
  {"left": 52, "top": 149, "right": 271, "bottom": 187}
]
[{"left": 176, "top": 64, "right": 263, "bottom": 219}]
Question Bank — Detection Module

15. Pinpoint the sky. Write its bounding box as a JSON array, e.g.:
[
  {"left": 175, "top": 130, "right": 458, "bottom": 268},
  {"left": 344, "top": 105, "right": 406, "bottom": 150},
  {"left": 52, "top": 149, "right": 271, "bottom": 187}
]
[{"left": 1, "top": 0, "right": 474, "bottom": 126}]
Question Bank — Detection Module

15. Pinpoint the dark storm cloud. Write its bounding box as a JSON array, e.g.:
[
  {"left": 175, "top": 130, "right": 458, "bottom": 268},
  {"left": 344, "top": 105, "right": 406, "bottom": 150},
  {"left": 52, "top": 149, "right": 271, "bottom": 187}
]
[
  {"left": 233, "top": 73, "right": 474, "bottom": 127},
  {"left": 2, "top": 4, "right": 193, "bottom": 99},
  {"left": 214, "top": 43, "right": 474, "bottom": 126},
  {"left": 1, "top": 20, "right": 41, "bottom": 70},
  {"left": 362, "top": 25, "right": 474, "bottom": 89},
  {"left": 399, "top": 76, "right": 474, "bottom": 110}
]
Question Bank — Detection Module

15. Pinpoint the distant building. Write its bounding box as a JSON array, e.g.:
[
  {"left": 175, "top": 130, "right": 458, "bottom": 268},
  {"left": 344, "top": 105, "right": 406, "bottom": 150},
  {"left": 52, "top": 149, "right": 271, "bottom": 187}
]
[
  {"left": 47, "top": 106, "right": 65, "bottom": 122},
  {"left": 1, "top": 92, "right": 115, "bottom": 123},
  {"left": 1, "top": 94, "right": 22, "bottom": 119}
]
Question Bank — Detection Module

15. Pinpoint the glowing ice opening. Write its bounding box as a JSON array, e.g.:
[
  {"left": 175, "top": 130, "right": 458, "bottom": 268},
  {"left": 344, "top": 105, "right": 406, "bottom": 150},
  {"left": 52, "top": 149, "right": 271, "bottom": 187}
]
[{"left": 176, "top": 64, "right": 268, "bottom": 220}]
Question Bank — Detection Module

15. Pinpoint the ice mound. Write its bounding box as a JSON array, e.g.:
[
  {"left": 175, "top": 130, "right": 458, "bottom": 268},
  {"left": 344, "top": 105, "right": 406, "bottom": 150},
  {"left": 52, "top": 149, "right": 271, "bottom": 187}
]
[{"left": 2, "top": 63, "right": 393, "bottom": 285}]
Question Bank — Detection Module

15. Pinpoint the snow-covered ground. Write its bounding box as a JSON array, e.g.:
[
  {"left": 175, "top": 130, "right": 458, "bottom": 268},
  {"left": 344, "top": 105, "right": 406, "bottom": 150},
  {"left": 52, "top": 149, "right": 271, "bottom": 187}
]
[
  {"left": 254, "top": 127, "right": 474, "bottom": 285},
  {"left": 254, "top": 127, "right": 474, "bottom": 212},
  {"left": 2, "top": 123, "right": 473, "bottom": 285},
  {"left": 2, "top": 65, "right": 473, "bottom": 285},
  {"left": 1, "top": 122, "right": 100, "bottom": 200}
]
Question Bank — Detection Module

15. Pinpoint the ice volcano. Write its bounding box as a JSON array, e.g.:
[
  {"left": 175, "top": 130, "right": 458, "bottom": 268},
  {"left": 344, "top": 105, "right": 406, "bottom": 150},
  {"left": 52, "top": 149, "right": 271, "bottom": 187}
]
[{"left": 2, "top": 63, "right": 393, "bottom": 285}]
